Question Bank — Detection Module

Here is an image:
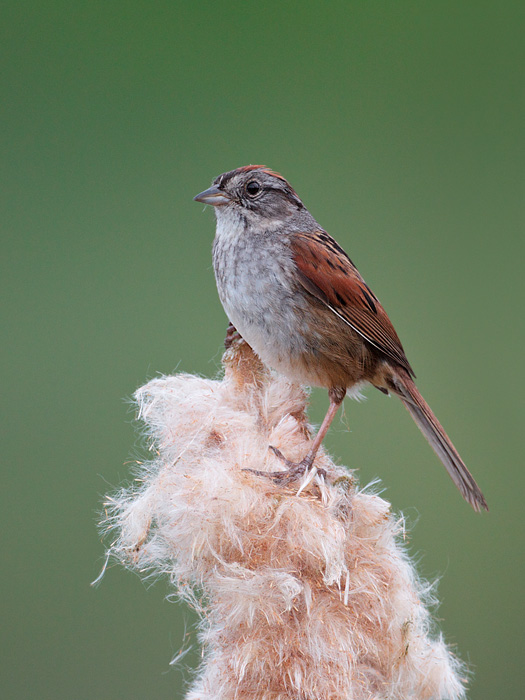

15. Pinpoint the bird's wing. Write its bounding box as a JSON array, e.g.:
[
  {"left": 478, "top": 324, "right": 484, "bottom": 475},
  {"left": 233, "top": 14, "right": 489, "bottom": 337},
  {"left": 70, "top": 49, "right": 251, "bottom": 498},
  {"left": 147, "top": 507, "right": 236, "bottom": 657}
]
[{"left": 290, "top": 231, "right": 415, "bottom": 377}]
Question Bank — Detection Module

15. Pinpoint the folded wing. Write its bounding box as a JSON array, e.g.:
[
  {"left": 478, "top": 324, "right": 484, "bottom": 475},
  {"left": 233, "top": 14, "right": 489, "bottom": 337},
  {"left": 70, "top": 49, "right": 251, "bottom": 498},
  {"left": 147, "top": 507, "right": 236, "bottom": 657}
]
[{"left": 291, "top": 231, "right": 415, "bottom": 377}]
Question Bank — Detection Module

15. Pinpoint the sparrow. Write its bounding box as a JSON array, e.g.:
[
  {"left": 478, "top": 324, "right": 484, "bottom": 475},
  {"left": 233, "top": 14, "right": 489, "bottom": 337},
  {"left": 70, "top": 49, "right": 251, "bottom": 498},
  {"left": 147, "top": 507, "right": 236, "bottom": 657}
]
[{"left": 194, "top": 165, "right": 488, "bottom": 512}]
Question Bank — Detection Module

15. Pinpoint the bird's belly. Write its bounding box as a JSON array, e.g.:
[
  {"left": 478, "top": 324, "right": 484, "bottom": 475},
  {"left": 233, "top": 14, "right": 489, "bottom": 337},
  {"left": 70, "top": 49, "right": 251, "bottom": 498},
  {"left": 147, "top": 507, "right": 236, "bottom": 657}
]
[
  {"left": 220, "top": 278, "right": 368, "bottom": 388},
  {"left": 223, "top": 285, "right": 319, "bottom": 385},
  {"left": 213, "top": 233, "right": 370, "bottom": 389}
]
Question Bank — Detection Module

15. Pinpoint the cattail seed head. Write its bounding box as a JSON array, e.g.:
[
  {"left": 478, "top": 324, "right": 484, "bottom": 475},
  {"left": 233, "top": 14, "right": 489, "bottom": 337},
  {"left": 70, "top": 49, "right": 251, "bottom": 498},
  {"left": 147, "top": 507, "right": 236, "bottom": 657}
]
[{"left": 99, "top": 339, "right": 467, "bottom": 699}]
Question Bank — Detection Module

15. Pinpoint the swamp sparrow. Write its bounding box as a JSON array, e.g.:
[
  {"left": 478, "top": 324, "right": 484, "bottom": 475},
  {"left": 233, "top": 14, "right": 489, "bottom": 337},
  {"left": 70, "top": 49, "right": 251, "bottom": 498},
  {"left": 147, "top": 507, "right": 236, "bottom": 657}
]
[{"left": 194, "top": 165, "right": 487, "bottom": 512}]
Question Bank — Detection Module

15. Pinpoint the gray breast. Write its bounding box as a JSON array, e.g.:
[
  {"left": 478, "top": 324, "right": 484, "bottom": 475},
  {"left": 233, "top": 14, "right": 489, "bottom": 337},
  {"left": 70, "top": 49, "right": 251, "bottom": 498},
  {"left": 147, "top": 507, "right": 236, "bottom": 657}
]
[{"left": 212, "top": 217, "right": 318, "bottom": 381}]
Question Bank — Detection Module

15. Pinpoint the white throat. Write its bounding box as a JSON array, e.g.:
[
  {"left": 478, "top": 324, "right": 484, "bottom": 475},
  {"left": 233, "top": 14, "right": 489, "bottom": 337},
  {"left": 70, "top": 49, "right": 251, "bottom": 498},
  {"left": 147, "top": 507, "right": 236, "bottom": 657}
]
[{"left": 214, "top": 206, "right": 247, "bottom": 246}]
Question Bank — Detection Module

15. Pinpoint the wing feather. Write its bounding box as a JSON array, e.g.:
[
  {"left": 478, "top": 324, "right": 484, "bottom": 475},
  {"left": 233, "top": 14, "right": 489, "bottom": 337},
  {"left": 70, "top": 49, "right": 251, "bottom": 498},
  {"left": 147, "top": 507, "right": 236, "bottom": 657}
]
[{"left": 291, "top": 232, "right": 415, "bottom": 377}]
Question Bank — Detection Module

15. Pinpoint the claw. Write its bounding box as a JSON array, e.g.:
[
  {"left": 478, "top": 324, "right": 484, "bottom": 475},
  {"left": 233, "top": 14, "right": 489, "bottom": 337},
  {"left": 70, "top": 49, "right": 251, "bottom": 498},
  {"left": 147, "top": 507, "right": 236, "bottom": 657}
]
[
  {"left": 243, "top": 445, "right": 326, "bottom": 486},
  {"left": 224, "top": 322, "right": 242, "bottom": 349},
  {"left": 268, "top": 445, "right": 301, "bottom": 470}
]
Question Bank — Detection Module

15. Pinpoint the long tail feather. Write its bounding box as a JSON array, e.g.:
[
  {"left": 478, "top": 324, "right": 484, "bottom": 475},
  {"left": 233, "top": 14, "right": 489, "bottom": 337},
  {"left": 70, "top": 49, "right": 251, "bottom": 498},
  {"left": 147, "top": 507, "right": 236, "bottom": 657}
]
[{"left": 390, "top": 373, "right": 488, "bottom": 512}]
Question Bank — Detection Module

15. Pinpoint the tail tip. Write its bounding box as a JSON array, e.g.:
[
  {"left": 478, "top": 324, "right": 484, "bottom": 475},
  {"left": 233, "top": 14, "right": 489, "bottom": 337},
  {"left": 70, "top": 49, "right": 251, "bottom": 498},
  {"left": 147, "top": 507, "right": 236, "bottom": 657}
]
[{"left": 470, "top": 491, "right": 489, "bottom": 513}]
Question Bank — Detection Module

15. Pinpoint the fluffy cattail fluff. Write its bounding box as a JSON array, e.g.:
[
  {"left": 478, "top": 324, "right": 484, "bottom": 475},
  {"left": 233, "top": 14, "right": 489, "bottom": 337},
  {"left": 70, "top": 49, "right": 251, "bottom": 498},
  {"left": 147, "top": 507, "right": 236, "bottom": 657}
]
[{"left": 99, "top": 338, "right": 467, "bottom": 700}]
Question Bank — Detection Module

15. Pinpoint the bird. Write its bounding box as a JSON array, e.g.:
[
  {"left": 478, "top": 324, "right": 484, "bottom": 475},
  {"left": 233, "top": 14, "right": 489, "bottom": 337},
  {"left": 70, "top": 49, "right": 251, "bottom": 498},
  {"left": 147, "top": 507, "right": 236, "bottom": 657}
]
[{"left": 194, "top": 165, "right": 488, "bottom": 512}]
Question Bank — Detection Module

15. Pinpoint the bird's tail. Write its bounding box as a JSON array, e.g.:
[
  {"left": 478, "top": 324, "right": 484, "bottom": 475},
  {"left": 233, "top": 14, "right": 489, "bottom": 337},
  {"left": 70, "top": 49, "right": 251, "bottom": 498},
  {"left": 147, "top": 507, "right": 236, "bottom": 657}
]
[{"left": 389, "top": 372, "right": 488, "bottom": 512}]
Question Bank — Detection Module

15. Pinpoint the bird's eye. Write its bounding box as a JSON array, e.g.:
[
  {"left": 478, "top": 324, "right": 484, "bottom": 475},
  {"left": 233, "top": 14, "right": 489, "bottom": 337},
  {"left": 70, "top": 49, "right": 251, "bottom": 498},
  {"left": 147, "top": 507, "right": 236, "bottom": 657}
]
[{"left": 245, "top": 180, "right": 261, "bottom": 197}]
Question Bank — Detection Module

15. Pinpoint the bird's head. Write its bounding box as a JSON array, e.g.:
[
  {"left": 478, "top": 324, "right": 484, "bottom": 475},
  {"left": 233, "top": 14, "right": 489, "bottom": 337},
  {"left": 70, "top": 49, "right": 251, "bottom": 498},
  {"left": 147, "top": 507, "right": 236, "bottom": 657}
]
[{"left": 194, "top": 165, "right": 304, "bottom": 224}]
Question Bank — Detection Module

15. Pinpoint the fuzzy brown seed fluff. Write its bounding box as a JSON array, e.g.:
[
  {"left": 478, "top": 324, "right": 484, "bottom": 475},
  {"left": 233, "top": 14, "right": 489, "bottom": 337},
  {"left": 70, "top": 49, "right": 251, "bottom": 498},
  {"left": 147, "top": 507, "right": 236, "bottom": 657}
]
[{"left": 100, "top": 339, "right": 467, "bottom": 700}]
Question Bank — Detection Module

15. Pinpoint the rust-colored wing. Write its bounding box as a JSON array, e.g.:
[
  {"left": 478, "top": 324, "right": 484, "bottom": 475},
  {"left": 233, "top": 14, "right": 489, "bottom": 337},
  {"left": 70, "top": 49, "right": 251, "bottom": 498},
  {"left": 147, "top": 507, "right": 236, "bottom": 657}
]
[{"left": 291, "top": 231, "right": 415, "bottom": 377}]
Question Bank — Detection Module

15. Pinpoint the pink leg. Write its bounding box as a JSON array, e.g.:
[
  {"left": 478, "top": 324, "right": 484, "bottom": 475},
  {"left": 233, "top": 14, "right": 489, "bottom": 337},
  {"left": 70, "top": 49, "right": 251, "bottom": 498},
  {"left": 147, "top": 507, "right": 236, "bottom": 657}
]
[{"left": 247, "top": 387, "right": 347, "bottom": 484}]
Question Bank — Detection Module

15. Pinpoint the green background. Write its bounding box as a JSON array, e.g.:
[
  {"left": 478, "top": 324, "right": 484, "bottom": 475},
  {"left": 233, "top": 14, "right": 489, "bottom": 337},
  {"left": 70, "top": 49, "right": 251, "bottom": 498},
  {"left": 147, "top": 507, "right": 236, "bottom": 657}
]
[{"left": 2, "top": 2, "right": 523, "bottom": 698}]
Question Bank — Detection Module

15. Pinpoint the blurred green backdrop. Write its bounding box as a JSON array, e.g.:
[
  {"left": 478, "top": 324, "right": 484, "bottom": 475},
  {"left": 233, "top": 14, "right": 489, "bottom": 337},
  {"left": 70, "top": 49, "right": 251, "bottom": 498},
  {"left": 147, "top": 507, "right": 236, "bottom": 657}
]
[{"left": 2, "top": 2, "right": 523, "bottom": 698}]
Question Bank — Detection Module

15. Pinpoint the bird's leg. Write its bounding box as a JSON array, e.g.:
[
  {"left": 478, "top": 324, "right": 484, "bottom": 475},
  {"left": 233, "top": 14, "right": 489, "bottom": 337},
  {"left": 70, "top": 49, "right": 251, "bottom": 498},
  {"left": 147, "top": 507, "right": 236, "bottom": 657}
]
[{"left": 246, "top": 387, "right": 346, "bottom": 485}]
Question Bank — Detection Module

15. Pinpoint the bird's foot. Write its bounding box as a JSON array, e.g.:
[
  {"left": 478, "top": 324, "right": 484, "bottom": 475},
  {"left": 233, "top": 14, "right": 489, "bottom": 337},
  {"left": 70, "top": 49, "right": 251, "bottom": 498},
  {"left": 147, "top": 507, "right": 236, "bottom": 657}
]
[
  {"left": 224, "top": 322, "right": 242, "bottom": 349},
  {"left": 244, "top": 446, "right": 326, "bottom": 485}
]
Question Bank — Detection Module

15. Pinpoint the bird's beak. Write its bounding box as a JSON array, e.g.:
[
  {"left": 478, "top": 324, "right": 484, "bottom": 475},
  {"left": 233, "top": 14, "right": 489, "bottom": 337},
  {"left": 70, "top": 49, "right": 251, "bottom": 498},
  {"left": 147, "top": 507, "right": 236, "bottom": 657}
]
[{"left": 193, "top": 185, "right": 231, "bottom": 206}]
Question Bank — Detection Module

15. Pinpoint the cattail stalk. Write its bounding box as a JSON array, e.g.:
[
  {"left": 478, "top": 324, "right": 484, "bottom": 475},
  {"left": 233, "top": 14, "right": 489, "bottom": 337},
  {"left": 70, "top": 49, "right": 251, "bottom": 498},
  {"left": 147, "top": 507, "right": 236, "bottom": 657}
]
[{"left": 99, "top": 338, "right": 467, "bottom": 699}]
